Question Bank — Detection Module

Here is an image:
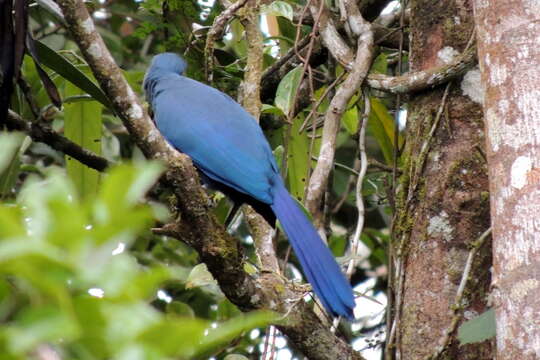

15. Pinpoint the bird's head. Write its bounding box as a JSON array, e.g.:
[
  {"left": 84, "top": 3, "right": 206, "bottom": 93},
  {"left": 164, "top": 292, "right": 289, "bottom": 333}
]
[
  {"left": 144, "top": 53, "right": 187, "bottom": 103},
  {"left": 148, "top": 53, "right": 188, "bottom": 76}
]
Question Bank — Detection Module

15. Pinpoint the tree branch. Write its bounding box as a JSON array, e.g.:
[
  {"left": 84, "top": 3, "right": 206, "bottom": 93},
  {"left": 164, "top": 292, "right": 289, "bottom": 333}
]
[
  {"left": 305, "top": 3, "right": 374, "bottom": 224},
  {"left": 239, "top": 0, "right": 263, "bottom": 119},
  {"left": 239, "top": 3, "right": 281, "bottom": 274},
  {"left": 367, "top": 45, "right": 477, "bottom": 93},
  {"left": 53, "top": 0, "right": 363, "bottom": 358},
  {"left": 309, "top": 0, "right": 355, "bottom": 69},
  {"left": 6, "top": 109, "right": 109, "bottom": 171}
]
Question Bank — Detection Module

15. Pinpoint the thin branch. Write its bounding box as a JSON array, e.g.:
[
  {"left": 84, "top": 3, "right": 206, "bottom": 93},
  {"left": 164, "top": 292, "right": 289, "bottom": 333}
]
[
  {"left": 344, "top": 0, "right": 367, "bottom": 37},
  {"left": 424, "top": 228, "right": 492, "bottom": 360},
  {"left": 332, "top": 157, "right": 360, "bottom": 214},
  {"left": 6, "top": 109, "right": 110, "bottom": 171},
  {"left": 244, "top": 206, "right": 280, "bottom": 273},
  {"left": 407, "top": 82, "right": 452, "bottom": 201},
  {"left": 260, "top": 34, "right": 469, "bottom": 112},
  {"left": 375, "top": 4, "right": 409, "bottom": 27},
  {"left": 299, "top": 72, "right": 345, "bottom": 133},
  {"left": 346, "top": 89, "right": 370, "bottom": 279},
  {"left": 369, "top": 158, "right": 399, "bottom": 173},
  {"left": 17, "top": 77, "right": 40, "bottom": 119},
  {"left": 239, "top": 2, "right": 280, "bottom": 275},
  {"left": 305, "top": 15, "right": 373, "bottom": 224}
]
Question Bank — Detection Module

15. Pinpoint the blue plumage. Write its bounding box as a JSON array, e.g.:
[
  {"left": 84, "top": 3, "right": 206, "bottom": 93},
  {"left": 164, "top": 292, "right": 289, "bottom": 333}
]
[{"left": 144, "top": 53, "right": 355, "bottom": 319}]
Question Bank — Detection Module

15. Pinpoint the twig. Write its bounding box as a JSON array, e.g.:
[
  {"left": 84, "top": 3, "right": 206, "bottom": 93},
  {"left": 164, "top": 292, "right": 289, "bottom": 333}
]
[
  {"left": 424, "top": 228, "right": 492, "bottom": 360},
  {"left": 17, "top": 76, "right": 41, "bottom": 119},
  {"left": 299, "top": 72, "right": 346, "bottom": 133},
  {"left": 332, "top": 157, "right": 360, "bottom": 214},
  {"left": 370, "top": 158, "right": 399, "bottom": 173},
  {"left": 346, "top": 89, "right": 370, "bottom": 279},
  {"left": 386, "top": 253, "right": 405, "bottom": 359},
  {"left": 407, "top": 82, "right": 452, "bottom": 200}
]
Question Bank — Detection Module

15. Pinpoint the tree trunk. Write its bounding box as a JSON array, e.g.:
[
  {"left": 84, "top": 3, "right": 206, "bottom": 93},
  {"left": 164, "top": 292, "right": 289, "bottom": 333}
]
[
  {"left": 473, "top": 0, "right": 540, "bottom": 358},
  {"left": 389, "top": 1, "right": 493, "bottom": 358}
]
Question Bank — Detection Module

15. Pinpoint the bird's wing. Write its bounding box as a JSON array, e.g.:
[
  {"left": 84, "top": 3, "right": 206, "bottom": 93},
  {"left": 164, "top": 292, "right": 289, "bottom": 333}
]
[{"left": 152, "top": 75, "right": 279, "bottom": 204}]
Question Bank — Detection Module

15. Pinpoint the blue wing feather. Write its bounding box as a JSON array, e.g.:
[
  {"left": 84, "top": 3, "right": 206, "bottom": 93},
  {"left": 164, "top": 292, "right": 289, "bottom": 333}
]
[{"left": 150, "top": 73, "right": 278, "bottom": 204}]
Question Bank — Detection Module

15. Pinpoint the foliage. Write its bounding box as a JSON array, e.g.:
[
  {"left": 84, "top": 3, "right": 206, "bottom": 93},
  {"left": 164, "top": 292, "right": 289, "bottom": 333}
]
[
  {"left": 458, "top": 309, "right": 496, "bottom": 345},
  {"left": 0, "top": 152, "right": 275, "bottom": 359}
]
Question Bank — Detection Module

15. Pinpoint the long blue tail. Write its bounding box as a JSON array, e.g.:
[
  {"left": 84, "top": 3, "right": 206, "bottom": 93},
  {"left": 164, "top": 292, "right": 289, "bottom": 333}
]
[{"left": 271, "top": 182, "right": 355, "bottom": 319}]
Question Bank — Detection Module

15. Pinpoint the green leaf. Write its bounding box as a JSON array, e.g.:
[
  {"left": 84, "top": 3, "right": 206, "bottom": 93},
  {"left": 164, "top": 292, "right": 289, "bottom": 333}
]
[
  {"left": 64, "top": 81, "right": 102, "bottom": 198},
  {"left": 186, "top": 263, "right": 218, "bottom": 289},
  {"left": 166, "top": 301, "right": 195, "bottom": 317},
  {"left": 261, "top": 1, "right": 294, "bottom": 21},
  {"left": 225, "top": 355, "right": 250, "bottom": 360},
  {"left": 98, "top": 162, "right": 163, "bottom": 212},
  {"left": 0, "top": 133, "right": 28, "bottom": 198},
  {"left": 0, "top": 161, "right": 205, "bottom": 358},
  {"left": 0, "top": 205, "right": 25, "bottom": 237},
  {"left": 6, "top": 305, "right": 80, "bottom": 353},
  {"left": 35, "top": 0, "right": 65, "bottom": 24},
  {"left": 458, "top": 309, "right": 496, "bottom": 345},
  {"left": 138, "top": 318, "right": 208, "bottom": 357},
  {"left": 196, "top": 311, "right": 278, "bottom": 356},
  {"left": 226, "top": 19, "right": 247, "bottom": 58},
  {"left": 72, "top": 296, "right": 108, "bottom": 358},
  {"left": 342, "top": 105, "right": 359, "bottom": 135},
  {"left": 272, "top": 144, "right": 284, "bottom": 170},
  {"left": 287, "top": 114, "right": 309, "bottom": 202},
  {"left": 275, "top": 66, "right": 303, "bottom": 117},
  {"left": 0, "top": 133, "right": 24, "bottom": 175},
  {"left": 213, "top": 194, "right": 231, "bottom": 224},
  {"left": 261, "top": 104, "right": 284, "bottom": 116},
  {"left": 34, "top": 40, "right": 113, "bottom": 110},
  {"left": 368, "top": 97, "right": 399, "bottom": 164},
  {"left": 370, "top": 53, "right": 388, "bottom": 75},
  {"left": 125, "top": 161, "right": 164, "bottom": 205}
]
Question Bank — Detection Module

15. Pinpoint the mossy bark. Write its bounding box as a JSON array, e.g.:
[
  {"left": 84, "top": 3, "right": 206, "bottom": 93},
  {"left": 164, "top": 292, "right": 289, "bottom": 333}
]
[{"left": 390, "top": 0, "right": 493, "bottom": 358}]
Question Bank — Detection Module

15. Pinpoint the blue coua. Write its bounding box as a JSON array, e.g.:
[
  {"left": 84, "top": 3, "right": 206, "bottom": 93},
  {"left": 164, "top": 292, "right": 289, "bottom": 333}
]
[{"left": 144, "top": 53, "right": 355, "bottom": 319}]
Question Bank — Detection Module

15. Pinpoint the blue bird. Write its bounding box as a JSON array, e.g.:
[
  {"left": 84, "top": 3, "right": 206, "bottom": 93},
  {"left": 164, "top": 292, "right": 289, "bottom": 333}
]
[{"left": 144, "top": 53, "right": 355, "bottom": 319}]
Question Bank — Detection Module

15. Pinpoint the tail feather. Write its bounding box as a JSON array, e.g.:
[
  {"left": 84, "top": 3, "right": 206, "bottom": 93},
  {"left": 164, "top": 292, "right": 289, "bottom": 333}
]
[{"left": 271, "top": 183, "right": 355, "bottom": 319}]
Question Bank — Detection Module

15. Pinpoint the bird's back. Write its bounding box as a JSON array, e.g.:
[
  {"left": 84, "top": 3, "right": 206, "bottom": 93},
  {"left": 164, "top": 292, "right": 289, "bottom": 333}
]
[{"left": 146, "top": 70, "right": 279, "bottom": 204}]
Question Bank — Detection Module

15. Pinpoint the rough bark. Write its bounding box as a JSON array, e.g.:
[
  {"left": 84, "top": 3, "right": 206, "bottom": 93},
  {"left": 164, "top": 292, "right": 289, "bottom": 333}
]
[
  {"left": 473, "top": 0, "right": 540, "bottom": 358},
  {"left": 390, "top": 1, "right": 493, "bottom": 359}
]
